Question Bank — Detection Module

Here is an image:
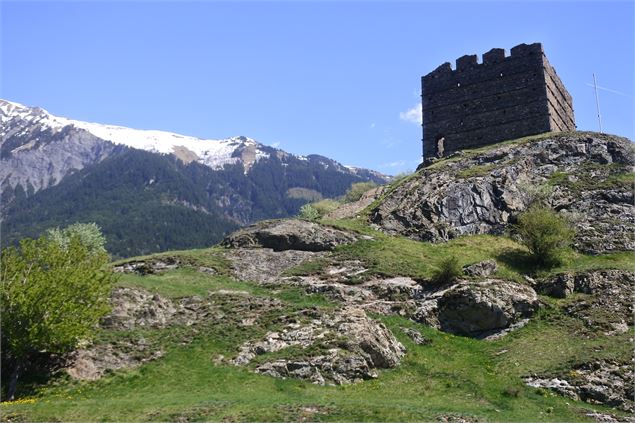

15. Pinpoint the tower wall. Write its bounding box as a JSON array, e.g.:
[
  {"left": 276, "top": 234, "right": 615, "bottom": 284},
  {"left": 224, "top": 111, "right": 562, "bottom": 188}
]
[{"left": 422, "top": 43, "right": 575, "bottom": 161}]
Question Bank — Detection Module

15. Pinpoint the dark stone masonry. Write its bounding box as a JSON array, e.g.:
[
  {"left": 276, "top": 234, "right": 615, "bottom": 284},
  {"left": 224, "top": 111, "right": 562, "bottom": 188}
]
[{"left": 422, "top": 43, "right": 575, "bottom": 161}]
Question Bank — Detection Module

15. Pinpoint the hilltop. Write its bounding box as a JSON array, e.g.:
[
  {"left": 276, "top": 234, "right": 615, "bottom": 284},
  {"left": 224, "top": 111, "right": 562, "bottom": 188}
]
[{"left": 2, "top": 132, "right": 633, "bottom": 422}]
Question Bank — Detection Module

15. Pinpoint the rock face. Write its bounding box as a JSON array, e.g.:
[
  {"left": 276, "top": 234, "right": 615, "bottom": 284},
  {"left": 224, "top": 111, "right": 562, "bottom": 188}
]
[
  {"left": 231, "top": 307, "right": 405, "bottom": 385},
  {"left": 370, "top": 134, "right": 634, "bottom": 254},
  {"left": 221, "top": 219, "right": 359, "bottom": 252},
  {"left": 414, "top": 280, "right": 539, "bottom": 338}
]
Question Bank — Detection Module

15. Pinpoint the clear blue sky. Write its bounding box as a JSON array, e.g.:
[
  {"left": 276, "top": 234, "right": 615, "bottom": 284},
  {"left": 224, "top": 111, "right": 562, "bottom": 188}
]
[{"left": 2, "top": 1, "right": 633, "bottom": 174}]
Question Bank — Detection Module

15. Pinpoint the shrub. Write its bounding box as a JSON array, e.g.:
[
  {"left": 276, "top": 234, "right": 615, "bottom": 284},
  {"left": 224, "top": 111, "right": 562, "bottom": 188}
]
[
  {"left": 344, "top": 182, "right": 378, "bottom": 203},
  {"left": 298, "top": 204, "right": 320, "bottom": 221},
  {"left": 431, "top": 256, "right": 462, "bottom": 284},
  {"left": 310, "top": 199, "right": 341, "bottom": 217},
  {"left": 517, "top": 181, "right": 553, "bottom": 206},
  {"left": 515, "top": 205, "right": 574, "bottom": 267},
  {"left": 1, "top": 228, "right": 116, "bottom": 400}
]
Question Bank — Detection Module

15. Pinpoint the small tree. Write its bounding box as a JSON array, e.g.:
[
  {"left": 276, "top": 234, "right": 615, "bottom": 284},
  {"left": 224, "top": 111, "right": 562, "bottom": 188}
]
[
  {"left": 1, "top": 231, "right": 115, "bottom": 401},
  {"left": 431, "top": 256, "right": 462, "bottom": 284},
  {"left": 515, "top": 205, "right": 574, "bottom": 267},
  {"left": 298, "top": 204, "right": 320, "bottom": 221}
]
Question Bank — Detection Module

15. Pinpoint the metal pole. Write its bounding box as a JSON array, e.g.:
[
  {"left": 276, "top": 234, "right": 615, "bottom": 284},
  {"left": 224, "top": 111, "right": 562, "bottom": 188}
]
[{"left": 593, "top": 73, "right": 603, "bottom": 133}]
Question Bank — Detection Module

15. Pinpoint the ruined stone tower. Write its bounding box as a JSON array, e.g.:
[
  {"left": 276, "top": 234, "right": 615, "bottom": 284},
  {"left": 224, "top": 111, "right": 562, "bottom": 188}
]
[{"left": 422, "top": 43, "right": 575, "bottom": 161}]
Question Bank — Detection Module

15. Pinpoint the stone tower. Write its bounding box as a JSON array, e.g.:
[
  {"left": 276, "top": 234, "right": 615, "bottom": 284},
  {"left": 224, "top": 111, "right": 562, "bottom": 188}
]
[{"left": 421, "top": 43, "right": 575, "bottom": 161}]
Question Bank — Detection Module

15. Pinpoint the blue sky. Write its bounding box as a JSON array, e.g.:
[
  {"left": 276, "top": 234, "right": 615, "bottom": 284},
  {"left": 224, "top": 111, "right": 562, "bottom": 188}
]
[{"left": 2, "top": 1, "right": 633, "bottom": 174}]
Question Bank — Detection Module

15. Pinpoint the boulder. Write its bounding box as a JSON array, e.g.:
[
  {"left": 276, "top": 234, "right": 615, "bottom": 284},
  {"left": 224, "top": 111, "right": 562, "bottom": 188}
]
[
  {"left": 221, "top": 219, "right": 358, "bottom": 252},
  {"left": 415, "top": 280, "right": 539, "bottom": 337}
]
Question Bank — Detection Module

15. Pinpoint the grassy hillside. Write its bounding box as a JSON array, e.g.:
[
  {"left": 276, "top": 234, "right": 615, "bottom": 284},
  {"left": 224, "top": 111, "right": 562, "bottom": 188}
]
[{"left": 2, "top": 218, "right": 632, "bottom": 422}]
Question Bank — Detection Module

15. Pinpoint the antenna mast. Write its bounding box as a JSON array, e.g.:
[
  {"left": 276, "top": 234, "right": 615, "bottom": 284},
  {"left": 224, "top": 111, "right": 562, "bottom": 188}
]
[{"left": 592, "top": 73, "right": 603, "bottom": 133}]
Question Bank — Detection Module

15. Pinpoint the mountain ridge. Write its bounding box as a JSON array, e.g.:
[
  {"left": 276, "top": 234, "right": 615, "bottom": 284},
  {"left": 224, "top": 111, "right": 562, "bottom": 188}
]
[{"left": 0, "top": 99, "right": 388, "bottom": 257}]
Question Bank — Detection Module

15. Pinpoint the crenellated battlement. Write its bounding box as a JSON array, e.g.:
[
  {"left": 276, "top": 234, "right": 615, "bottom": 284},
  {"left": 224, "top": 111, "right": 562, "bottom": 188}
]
[
  {"left": 425, "top": 43, "right": 545, "bottom": 76},
  {"left": 421, "top": 42, "right": 575, "bottom": 161}
]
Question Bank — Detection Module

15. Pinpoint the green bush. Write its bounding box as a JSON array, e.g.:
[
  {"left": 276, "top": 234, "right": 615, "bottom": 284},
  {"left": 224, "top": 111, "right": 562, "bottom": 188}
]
[
  {"left": 344, "top": 182, "right": 378, "bottom": 203},
  {"left": 47, "top": 222, "right": 107, "bottom": 256},
  {"left": 1, "top": 227, "right": 116, "bottom": 400},
  {"left": 515, "top": 205, "right": 574, "bottom": 267},
  {"left": 431, "top": 256, "right": 462, "bottom": 284},
  {"left": 298, "top": 204, "right": 320, "bottom": 221},
  {"left": 310, "top": 199, "right": 341, "bottom": 217}
]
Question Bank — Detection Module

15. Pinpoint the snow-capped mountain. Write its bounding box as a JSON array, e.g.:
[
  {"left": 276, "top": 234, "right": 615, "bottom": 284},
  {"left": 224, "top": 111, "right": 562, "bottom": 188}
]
[
  {"left": 1, "top": 99, "right": 388, "bottom": 257},
  {"left": 0, "top": 99, "right": 385, "bottom": 194}
]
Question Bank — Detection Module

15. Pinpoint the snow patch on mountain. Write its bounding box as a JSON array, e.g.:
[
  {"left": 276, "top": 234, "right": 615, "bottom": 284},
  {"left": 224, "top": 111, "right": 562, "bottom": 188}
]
[{"left": 1, "top": 99, "right": 269, "bottom": 171}]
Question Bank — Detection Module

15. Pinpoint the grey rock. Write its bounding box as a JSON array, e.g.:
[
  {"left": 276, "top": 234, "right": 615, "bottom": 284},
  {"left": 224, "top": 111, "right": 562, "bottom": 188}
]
[
  {"left": 232, "top": 307, "right": 405, "bottom": 385},
  {"left": 536, "top": 273, "right": 575, "bottom": 298},
  {"left": 66, "top": 341, "right": 164, "bottom": 381},
  {"left": 525, "top": 360, "right": 634, "bottom": 413},
  {"left": 112, "top": 257, "right": 180, "bottom": 275},
  {"left": 414, "top": 280, "right": 539, "bottom": 338},
  {"left": 222, "top": 219, "right": 358, "bottom": 252},
  {"left": 564, "top": 270, "right": 634, "bottom": 334},
  {"left": 463, "top": 260, "right": 497, "bottom": 278},
  {"left": 101, "top": 288, "right": 179, "bottom": 330},
  {"left": 224, "top": 247, "right": 325, "bottom": 284},
  {"left": 0, "top": 103, "right": 123, "bottom": 196},
  {"left": 401, "top": 327, "right": 431, "bottom": 345}
]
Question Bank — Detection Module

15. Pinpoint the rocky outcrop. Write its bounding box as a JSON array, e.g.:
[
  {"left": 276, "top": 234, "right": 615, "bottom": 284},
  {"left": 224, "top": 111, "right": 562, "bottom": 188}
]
[
  {"left": 102, "top": 287, "right": 282, "bottom": 331},
  {"left": 537, "top": 270, "right": 634, "bottom": 334},
  {"left": 68, "top": 287, "right": 284, "bottom": 381},
  {"left": 66, "top": 339, "right": 164, "bottom": 381},
  {"left": 101, "top": 288, "right": 180, "bottom": 330},
  {"left": 224, "top": 248, "right": 325, "bottom": 284},
  {"left": 221, "top": 219, "right": 359, "bottom": 252},
  {"left": 525, "top": 360, "right": 634, "bottom": 413},
  {"left": 370, "top": 134, "right": 634, "bottom": 254},
  {"left": 231, "top": 307, "right": 405, "bottom": 385},
  {"left": 112, "top": 257, "right": 181, "bottom": 275},
  {"left": 565, "top": 270, "right": 633, "bottom": 335},
  {"left": 414, "top": 280, "right": 539, "bottom": 338}
]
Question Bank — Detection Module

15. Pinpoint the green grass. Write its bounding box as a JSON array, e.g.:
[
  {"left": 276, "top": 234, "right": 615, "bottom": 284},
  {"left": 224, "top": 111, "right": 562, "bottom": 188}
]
[
  {"left": 116, "top": 268, "right": 268, "bottom": 299},
  {"left": 111, "top": 246, "right": 232, "bottom": 274},
  {"left": 4, "top": 197, "right": 633, "bottom": 421},
  {"left": 313, "top": 220, "right": 634, "bottom": 282},
  {"left": 4, "top": 312, "right": 624, "bottom": 422}
]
